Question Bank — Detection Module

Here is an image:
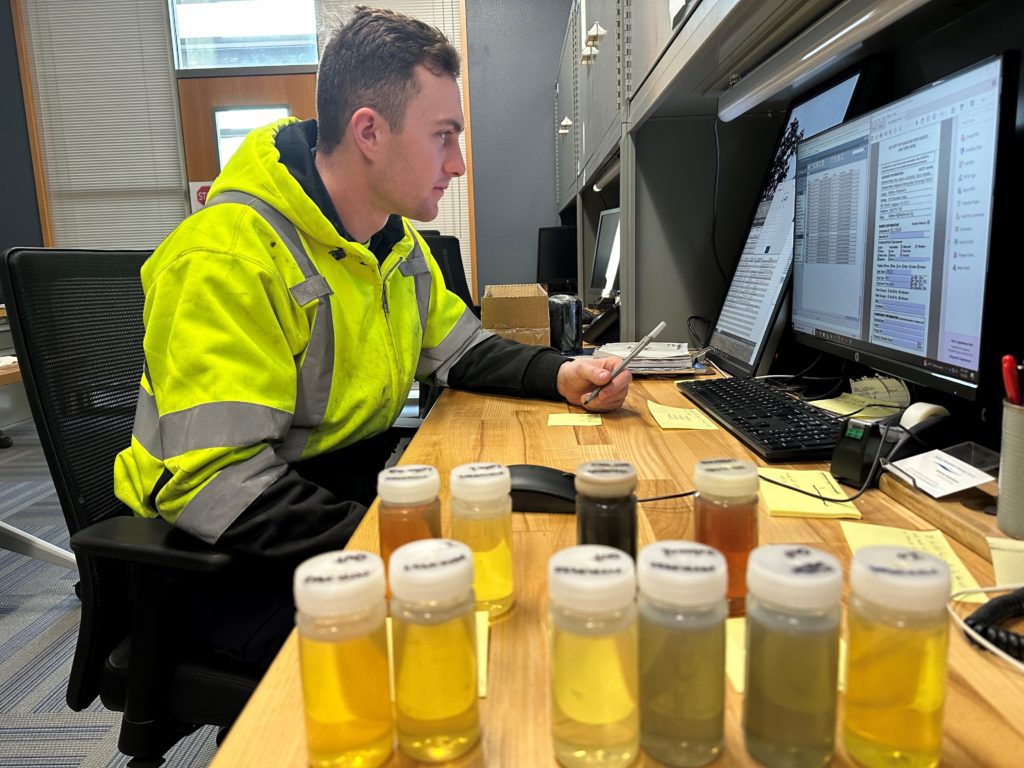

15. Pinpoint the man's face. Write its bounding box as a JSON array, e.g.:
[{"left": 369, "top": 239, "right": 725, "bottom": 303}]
[{"left": 373, "top": 65, "right": 466, "bottom": 223}]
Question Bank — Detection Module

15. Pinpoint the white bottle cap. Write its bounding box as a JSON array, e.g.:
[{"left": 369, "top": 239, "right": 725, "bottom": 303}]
[
  {"left": 388, "top": 538, "right": 473, "bottom": 603},
  {"left": 548, "top": 545, "right": 636, "bottom": 613},
  {"left": 293, "top": 550, "right": 385, "bottom": 618},
  {"left": 850, "top": 546, "right": 950, "bottom": 613},
  {"left": 693, "top": 458, "right": 759, "bottom": 498},
  {"left": 450, "top": 462, "right": 511, "bottom": 501},
  {"left": 377, "top": 464, "right": 440, "bottom": 505},
  {"left": 746, "top": 544, "right": 842, "bottom": 612},
  {"left": 574, "top": 461, "right": 638, "bottom": 499},
  {"left": 637, "top": 541, "right": 727, "bottom": 608}
]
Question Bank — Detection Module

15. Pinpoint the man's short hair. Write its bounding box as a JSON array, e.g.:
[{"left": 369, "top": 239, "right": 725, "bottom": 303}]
[{"left": 316, "top": 6, "right": 460, "bottom": 154}]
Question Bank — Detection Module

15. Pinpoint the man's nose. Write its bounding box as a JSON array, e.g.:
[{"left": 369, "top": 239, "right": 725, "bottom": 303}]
[{"left": 445, "top": 142, "right": 466, "bottom": 178}]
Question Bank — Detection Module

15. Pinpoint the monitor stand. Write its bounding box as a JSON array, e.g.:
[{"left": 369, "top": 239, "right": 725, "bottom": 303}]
[{"left": 582, "top": 304, "right": 619, "bottom": 345}]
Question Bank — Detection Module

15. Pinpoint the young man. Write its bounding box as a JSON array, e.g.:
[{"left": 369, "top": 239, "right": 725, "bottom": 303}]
[{"left": 112, "top": 7, "right": 629, "bottom": 661}]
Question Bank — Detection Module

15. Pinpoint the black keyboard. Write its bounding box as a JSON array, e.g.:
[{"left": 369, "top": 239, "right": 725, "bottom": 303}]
[{"left": 676, "top": 377, "right": 844, "bottom": 462}]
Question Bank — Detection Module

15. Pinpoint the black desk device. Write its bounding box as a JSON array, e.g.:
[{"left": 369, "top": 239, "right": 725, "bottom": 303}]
[{"left": 509, "top": 464, "right": 576, "bottom": 514}]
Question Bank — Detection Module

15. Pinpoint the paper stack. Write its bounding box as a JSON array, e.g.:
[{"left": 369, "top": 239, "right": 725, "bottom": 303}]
[{"left": 594, "top": 341, "right": 691, "bottom": 374}]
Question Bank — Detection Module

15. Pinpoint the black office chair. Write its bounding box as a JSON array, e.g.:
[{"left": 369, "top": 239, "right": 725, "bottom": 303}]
[
  {"left": 0, "top": 248, "right": 259, "bottom": 766},
  {"left": 417, "top": 233, "right": 478, "bottom": 416}
]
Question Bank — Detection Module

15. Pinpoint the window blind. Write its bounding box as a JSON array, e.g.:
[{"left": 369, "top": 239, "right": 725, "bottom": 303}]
[
  {"left": 315, "top": 1, "right": 474, "bottom": 293},
  {"left": 18, "top": 0, "right": 187, "bottom": 248}
]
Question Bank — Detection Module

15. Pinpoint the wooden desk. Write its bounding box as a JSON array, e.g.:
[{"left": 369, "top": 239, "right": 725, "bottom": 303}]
[{"left": 212, "top": 380, "right": 1024, "bottom": 767}]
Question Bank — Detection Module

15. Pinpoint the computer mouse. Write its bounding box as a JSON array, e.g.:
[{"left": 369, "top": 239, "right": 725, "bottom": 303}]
[{"left": 509, "top": 464, "right": 576, "bottom": 514}]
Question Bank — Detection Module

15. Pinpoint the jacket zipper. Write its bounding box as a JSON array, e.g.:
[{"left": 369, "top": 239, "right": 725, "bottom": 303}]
[{"left": 380, "top": 260, "right": 401, "bottom": 317}]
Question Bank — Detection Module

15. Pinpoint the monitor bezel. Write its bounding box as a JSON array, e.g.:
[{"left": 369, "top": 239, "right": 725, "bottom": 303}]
[
  {"left": 535, "top": 224, "right": 578, "bottom": 286},
  {"left": 790, "top": 53, "right": 1014, "bottom": 402},
  {"left": 588, "top": 207, "right": 621, "bottom": 300}
]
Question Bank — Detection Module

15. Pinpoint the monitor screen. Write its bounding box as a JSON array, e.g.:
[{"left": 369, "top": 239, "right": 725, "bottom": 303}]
[
  {"left": 791, "top": 56, "right": 1004, "bottom": 400},
  {"left": 536, "top": 225, "right": 577, "bottom": 289},
  {"left": 706, "top": 72, "right": 862, "bottom": 377},
  {"left": 590, "top": 207, "right": 621, "bottom": 299}
]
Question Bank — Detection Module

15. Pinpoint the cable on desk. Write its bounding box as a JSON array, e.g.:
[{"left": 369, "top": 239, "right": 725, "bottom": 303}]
[
  {"left": 638, "top": 490, "right": 696, "bottom": 504},
  {"left": 948, "top": 586, "right": 1024, "bottom": 674},
  {"left": 687, "top": 315, "right": 711, "bottom": 348}
]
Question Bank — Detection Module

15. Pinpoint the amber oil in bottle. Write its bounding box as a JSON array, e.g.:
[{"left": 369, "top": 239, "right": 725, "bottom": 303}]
[
  {"left": 389, "top": 539, "right": 479, "bottom": 762},
  {"left": 693, "top": 458, "right": 759, "bottom": 616},
  {"left": 549, "top": 544, "right": 639, "bottom": 768},
  {"left": 377, "top": 465, "right": 442, "bottom": 590},
  {"left": 843, "top": 546, "right": 951, "bottom": 768},
  {"left": 575, "top": 461, "right": 638, "bottom": 559},
  {"left": 450, "top": 462, "right": 514, "bottom": 617},
  {"left": 294, "top": 551, "right": 393, "bottom": 768},
  {"left": 743, "top": 544, "right": 842, "bottom": 768},
  {"left": 638, "top": 541, "right": 727, "bottom": 767}
]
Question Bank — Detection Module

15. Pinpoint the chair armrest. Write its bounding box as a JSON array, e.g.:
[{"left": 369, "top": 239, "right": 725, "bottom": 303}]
[{"left": 71, "top": 517, "right": 233, "bottom": 573}]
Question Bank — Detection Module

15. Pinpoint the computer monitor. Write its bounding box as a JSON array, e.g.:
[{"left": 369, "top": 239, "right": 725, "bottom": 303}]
[
  {"left": 536, "top": 225, "right": 577, "bottom": 294},
  {"left": 791, "top": 56, "right": 1007, "bottom": 401},
  {"left": 705, "top": 71, "right": 863, "bottom": 377},
  {"left": 589, "top": 207, "right": 621, "bottom": 302}
]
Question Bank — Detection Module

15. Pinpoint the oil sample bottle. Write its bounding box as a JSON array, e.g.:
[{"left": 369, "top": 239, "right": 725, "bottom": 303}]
[
  {"left": 549, "top": 544, "right": 639, "bottom": 768},
  {"left": 450, "top": 462, "right": 514, "bottom": 617},
  {"left": 377, "top": 464, "right": 442, "bottom": 585},
  {"left": 693, "top": 458, "right": 758, "bottom": 616},
  {"left": 575, "top": 461, "right": 638, "bottom": 559},
  {"left": 637, "top": 541, "right": 727, "bottom": 767},
  {"left": 294, "top": 551, "right": 393, "bottom": 768},
  {"left": 390, "top": 539, "right": 479, "bottom": 762},
  {"left": 844, "top": 546, "right": 951, "bottom": 768},
  {"left": 743, "top": 544, "right": 842, "bottom": 768}
]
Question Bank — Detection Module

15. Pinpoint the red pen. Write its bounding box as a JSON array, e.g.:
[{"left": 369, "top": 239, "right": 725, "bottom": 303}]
[{"left": 1003, "top": 354, "right": 1022, "bottom": 405}]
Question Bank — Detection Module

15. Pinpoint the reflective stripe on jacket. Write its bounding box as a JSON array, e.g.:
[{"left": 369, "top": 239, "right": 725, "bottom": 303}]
[{"left": 113, "top": 117, "right": 490, "bottom": 543}]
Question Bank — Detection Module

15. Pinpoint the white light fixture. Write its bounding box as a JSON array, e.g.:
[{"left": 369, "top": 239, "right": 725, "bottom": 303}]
[
  {"left": 585, "top": 22, "right": 607, "bottom": 47},
  {"left": 580, "top": 45, "right": 598, "bottom": 64},
  {"left": 717, "top": 0, "right": 931, "bottom": 122},
  {"left": 558, "top": 116, "right": 573, "bottom": 135},
  {"left": 592, "top": 158, "right": 620, "bottom": 193}
]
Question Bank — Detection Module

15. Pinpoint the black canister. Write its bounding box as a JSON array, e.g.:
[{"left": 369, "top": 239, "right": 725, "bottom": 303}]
[
  {"left": 574, "top": 461, "right": 638, "bottom": 558},
  {"left": 548, "top": 294, "right": 583, "bottom": 354}
]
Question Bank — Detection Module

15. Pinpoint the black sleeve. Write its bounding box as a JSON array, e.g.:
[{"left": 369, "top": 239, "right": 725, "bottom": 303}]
[
  {"left": 446, "top": 335, "right": 570, "bottom": 399},
  {"left": 215, "top": 469, "right": 367, "bottom": 568}
]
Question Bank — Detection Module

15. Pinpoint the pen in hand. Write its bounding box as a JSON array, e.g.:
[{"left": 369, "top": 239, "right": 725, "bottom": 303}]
[{"left": 582, "top": 321, "right": 667, "bottom": 406}]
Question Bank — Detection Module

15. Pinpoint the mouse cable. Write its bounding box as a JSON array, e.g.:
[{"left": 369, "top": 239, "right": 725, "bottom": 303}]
[{"left": 638, "top": 490, "right": 696, "bottom": 503}]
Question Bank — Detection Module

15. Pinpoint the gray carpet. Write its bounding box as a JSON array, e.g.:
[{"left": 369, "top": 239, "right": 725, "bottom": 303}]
[{"left": 0, "top": 420, "right": 219, "bottom": 767}]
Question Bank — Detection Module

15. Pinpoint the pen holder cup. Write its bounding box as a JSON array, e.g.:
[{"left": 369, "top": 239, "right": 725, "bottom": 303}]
[{"left": 997, "top": 399, "right": 1024, "bottom": 538}]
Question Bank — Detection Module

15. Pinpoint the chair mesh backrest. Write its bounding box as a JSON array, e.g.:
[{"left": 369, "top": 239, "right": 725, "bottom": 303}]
[
  {"left": 2, "top": 249, "right": 148, "bottom": 533},
  {"left": 422, "top": 234, "right": 474, "bottom": 307}
]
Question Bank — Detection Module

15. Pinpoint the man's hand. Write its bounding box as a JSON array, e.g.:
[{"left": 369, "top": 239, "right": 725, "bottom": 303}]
[{"left": 556, "top": 357, "right": 631, "bottom": 412}]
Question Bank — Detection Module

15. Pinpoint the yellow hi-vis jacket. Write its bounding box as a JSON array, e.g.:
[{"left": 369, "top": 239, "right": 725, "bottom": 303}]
[{"left": 113, "top": 117, "right": 489, "bottom": 544}]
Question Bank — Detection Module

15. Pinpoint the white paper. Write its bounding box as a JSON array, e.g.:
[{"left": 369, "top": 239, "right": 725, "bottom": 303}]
[{"left": 886, "top": 449, "right": 995, "bottom": 498}]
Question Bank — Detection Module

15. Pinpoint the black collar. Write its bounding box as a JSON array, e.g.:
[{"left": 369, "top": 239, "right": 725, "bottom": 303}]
[{"left": 275, "top": 119, "right": 406, "bottom": 262}]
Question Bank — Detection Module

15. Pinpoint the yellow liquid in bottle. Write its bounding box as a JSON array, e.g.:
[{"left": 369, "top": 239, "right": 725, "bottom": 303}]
[
  {"left": 393, "top": 609, "right": 479, "bottom": 762},
  {"left": 298, "top": 623, "right": 393, "bottom": 768},
  {"left": 844, "top": 608, "right": 949, "bottom": 768},
  {"left": 450, "top": 505, "right": 514, "bottom": 617},
  {"left": 551, "top": 621, "right": 639, "bottom": 768}
]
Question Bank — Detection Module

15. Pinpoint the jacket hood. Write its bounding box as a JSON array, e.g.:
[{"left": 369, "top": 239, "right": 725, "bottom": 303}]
[{"left": 208, "top": 117, "right": 345, "bottom": 249}]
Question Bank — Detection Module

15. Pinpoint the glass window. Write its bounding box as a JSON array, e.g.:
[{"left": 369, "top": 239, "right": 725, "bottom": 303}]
[
  {"left": 215, "top": 106, "right": 290, "bottom": 169},
  {"left": 170, "top": 0, "right": 317, "bottom": 70}
]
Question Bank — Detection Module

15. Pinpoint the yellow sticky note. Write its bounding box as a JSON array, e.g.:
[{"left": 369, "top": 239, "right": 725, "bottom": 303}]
[
  {"left": 759, "top": 468, "right": 861, "bottom": 519},
  {"left": 476, "top": 610, "right": 489, "bottom": 698},
  {"left": 647, "top": 400, "right": 718, "bottom": 430},
  {"left": 811, "top": 392, "right": 900, "bottom": 421},
  {"left": 840, "top": 521, "right": 985, "bottom": 603},
  {"left": 986, "top": 537, "right": 1024, "bottom": 588},
  {"left": 725, "top": 617, "right": 747, "bottom": 693},
  {"left": 548, "top": 413, "right": 602, "bottom": 426},
  {"left": 725, "top": 616, "right": 847, "bottom": 693}
]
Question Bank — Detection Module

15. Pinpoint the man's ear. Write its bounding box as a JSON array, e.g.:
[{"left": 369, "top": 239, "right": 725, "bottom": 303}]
[{"left": 349, "top": 107, "right": 387, "bottom": 159}]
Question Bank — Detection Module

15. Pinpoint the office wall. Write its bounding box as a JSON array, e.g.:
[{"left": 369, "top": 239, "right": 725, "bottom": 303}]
[
  {"left": 0, "top": 0, "right": 42, "bottom": 264},
  {"left": 466, "top": 0, "right": 572, "bottom": 293}
]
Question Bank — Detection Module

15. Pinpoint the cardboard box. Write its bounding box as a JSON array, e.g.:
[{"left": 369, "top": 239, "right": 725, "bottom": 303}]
[{"left": 481, "top": 283, "right": 550, "bottom": 346}]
